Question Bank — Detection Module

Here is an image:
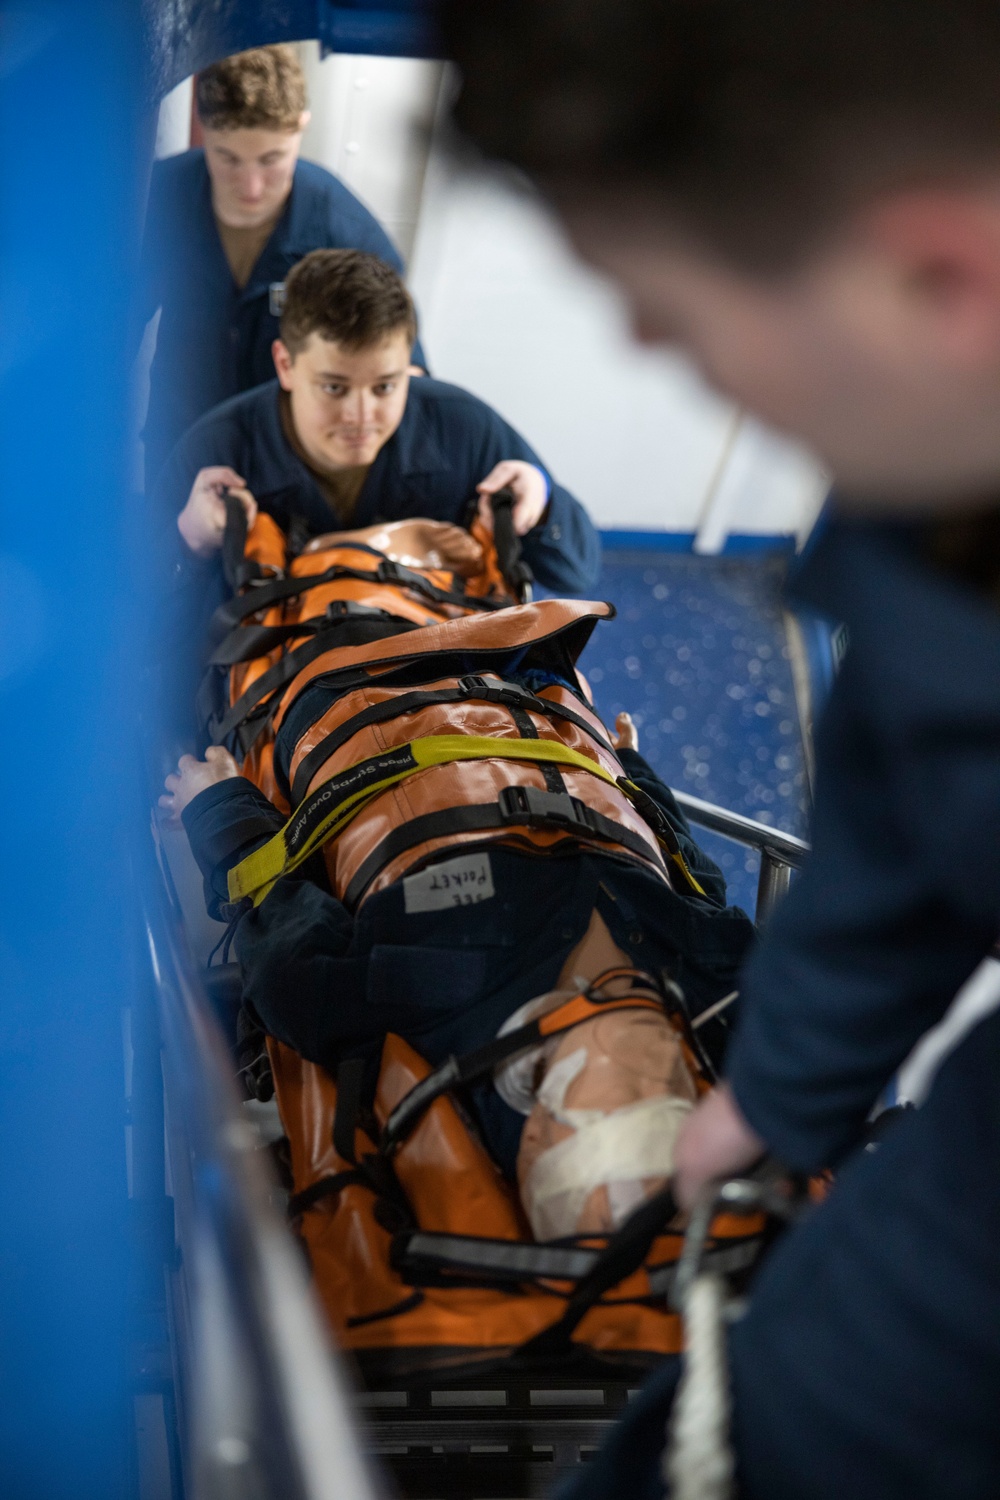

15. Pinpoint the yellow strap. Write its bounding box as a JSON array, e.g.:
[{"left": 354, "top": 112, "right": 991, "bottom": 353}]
[
  {"left": 229, "top": 736, "right": 621, "bottom": 906},
  {"left": 618, "top": 778, "right": 706, "bottom": 898},
  {"left": 228, "top": 734, "right": 707, "bottom": 907}
]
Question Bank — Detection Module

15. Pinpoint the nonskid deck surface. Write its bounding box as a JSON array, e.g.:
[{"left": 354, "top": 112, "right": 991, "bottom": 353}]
[{"left": 585, "top": 546, "right": 810, "bottom": 913}]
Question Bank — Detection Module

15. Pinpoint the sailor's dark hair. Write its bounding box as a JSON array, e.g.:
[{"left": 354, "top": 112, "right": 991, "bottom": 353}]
[
  {"left": 444, "top": 0, "right": 1000, "bottom": 269},
  {"left": 280, "top": 250, "right": 417, "bottom": 355},
  {"left": 196, "top": 44, "right": 306, "bottom": 132}
]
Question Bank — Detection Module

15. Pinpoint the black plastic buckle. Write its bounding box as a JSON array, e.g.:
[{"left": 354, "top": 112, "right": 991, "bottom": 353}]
[
  {"left": 498, "top": 784, "right": 587, "bottom": 830},
  {"left": 377, "top": 558, "right": 407, "bottom": 585},
  {"left": 618, "top": 776, "right": 671, "bottom": 839},
  {"left": 458, "top": 673, "right": 534, "bottom": 708}
]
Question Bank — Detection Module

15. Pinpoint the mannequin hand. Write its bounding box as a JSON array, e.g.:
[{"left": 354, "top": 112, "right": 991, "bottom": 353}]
[
  {"left": 477, "top": 460, "right": 549, "bottom": 535},
  {"left": 613, "top": 712, "right": 639, "bottom": 752},
  {"left": 159, "top": 746, "right": 240, "bottom": 824},
  {"left": 178, "top": 467, "right": 258, "bottom": 557},
  {"left": 671, "top": 1082, "right": 766, "bottom": 1212}
]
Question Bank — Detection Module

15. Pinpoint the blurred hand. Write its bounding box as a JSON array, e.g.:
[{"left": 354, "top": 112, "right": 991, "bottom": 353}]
[
  {"left": 476, "top": 460, "right": 549, "bottom": 536},
  {"left": 177, "top": 466, "right": 258, "bottom": 557},
  {"left": 613, "top": 711, "right": 639, "bottom": 752},
  {"left": 671, "top": 1081, "right": 766, "bottom": 1212},
  {"left": 159, "top": 746, "right": 241, "bottom": 824}
]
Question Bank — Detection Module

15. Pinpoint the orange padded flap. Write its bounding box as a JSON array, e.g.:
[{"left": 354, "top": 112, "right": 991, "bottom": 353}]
[
  {"left": 245, "top": 512, "right": 287, "bottom": 573},
  {"left": 375, "top": 1035, "right": 527, "bottom": 1241},
  {"left": 267, "top": 1037, "right": 362, "bottom": 1185},
  {"left": 273, "top": 598, "right": 613, "bottom": 731}
]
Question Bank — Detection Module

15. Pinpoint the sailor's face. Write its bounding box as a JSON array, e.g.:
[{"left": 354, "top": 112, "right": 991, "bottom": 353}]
[
  {"left": 564, "top": 193, "right": 1000, "bottom": 509},
  {"left": 202, "top": 124, "right": 304, "bottom": 228},
  {"left": 275, "top": 332, "right": 412, "bottom": 470}
]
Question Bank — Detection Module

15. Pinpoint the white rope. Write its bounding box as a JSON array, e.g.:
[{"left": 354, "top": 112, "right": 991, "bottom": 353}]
[{"left": 663, "top": 1272, "right": 735, "bottom": 1500}]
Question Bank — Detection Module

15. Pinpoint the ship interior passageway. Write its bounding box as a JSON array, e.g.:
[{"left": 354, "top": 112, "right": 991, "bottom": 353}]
[
  {"left": 12, "top": 7, "right": 1000, "bottom": 1500},
  {"left": 133, "top": 10, "right": 826, "bottom": 1500}
]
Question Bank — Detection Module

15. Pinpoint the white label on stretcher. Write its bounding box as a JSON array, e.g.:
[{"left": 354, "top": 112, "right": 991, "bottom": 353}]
[{"left": 403, "top": 852, "right": 496, "bottom": 913}]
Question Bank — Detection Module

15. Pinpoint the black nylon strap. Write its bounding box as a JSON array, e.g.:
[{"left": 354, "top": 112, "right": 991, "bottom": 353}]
[
  {"left": 491, "top": 488, "right": 534, "bottom": 599},
  {"left": 344, "top": 1290, "right": 424, "bottom": 1329},
  {"left": 393, "top": 1228, "right": 761, "bottom": 1296},
  {"left": 205, "top": 621, "right": 418, "bottom": 749},
  {"left": 381, "top": 1021, "right": 545, "bottom": 1150},
  {"left": 210, "top": 556, "right": 503, "bottom": 635},
  {"left": 333, "top": 1057, "right": 367, "bottom": 1165},
  {"left": 289, "top": 674, "right": 615, "bottom": 806},
  {"left": 645, "top": 1236, "right": 761, "bottom": 1299},
  {"left": 516, "top": 1184, "right": 680, "bottom": 1358},
  {"left": 393, "top": 1231, "right": 598, "bottom": 1284},
  {"left": 221, "top": 493, "right": 250, "bottom": 593},
  {"left": 287, "top": 1169, "right": 366, "bottom": 1218},
  {"left": 209, "top": 602, "right": 399, "bottom": 667},
  {"left": 511, "top": 703, "right": 566, "bottom": 795},
  {"left": 342, "top": 789, "right": 664, "bottom": 910}
]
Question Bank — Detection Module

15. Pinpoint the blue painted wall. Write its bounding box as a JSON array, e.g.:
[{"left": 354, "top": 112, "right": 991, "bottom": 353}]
[{"left": 0, "top": 5, "right": 142, "bottom": 1494}]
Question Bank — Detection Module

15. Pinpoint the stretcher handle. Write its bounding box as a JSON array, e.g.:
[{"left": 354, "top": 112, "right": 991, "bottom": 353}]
[
  {"left": 221, "top": 489, "right": 249, "bottom": 594},
  {"left": 490, "top": 487, "right": 534, "bottom": 603}
]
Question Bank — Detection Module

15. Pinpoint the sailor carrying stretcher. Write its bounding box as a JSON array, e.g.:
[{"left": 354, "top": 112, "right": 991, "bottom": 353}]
[{"left": 162, "top": 501, "right": 756, "bottom": 1367}]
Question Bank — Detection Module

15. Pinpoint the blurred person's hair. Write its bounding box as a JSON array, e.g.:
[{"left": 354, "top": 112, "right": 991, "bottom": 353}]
[
  {"left": 196, "top": 44, "right": 307, "bottom": 132},
  {"left": 280, "top": 250, "right": 417, "bottom": 355},
  {"left": 445, "top": 0, "right": 1000, "bottom": 270}
]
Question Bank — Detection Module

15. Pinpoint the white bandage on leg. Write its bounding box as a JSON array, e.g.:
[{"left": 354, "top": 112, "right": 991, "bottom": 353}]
[{"left": 521, "top": 1092, "right": 693, "bottom": 1242}]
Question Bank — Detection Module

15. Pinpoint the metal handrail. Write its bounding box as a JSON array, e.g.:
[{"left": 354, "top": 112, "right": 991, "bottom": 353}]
[
  {"left": 140, "top": 830, "right": 380, "bottom": 1500},
  {"left": 670, "top": 788, "right": 810, "bottom": 924}
]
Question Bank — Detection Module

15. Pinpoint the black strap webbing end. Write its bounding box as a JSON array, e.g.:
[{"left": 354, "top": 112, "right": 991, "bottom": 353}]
[{"left": 333, "top": 1057, "right": 367, "bottom": 1165}]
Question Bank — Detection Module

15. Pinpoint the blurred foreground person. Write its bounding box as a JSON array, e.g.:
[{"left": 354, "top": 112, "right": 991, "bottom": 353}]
[{"left": 446, "top": 2, "right": 1000, "bottom": 1496}]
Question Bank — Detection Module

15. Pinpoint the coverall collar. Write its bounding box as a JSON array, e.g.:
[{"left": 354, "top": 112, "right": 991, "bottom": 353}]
[
  {"left": 250, "top": 379, "right": 454, "bottom": 522},
  {"left": 191, "top": 150, "right": 307, "bottom": 306}
]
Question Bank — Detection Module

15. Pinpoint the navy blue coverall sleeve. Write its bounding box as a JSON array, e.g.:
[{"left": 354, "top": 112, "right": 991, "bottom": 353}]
[
  {"left": 182, "top": 778, "right": 373, "bottom": 1061},
  {"left": 727, "top": 524, "right": 1000, "bottom": 1173},
  {"left": 617, "top": 747, "right": 730, "bottom": 908}
]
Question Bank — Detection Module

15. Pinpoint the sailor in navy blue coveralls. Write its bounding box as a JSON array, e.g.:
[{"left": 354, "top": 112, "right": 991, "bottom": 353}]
[
  {"left": 140, "top": 149, "right": 428, "bottom": 483},
  {"left": 156, "top": 375, "right": 601, "bottom": 599},
  {"left": 563, "top": 512, "right": 1000, "bottom": 1500}
]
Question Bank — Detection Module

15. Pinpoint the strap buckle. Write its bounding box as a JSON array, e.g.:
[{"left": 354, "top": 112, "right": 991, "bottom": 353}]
[
  {"left": 376, "top": 558, "right": 407, "bottom": 585},
  {"left": 458, "top": 674, "right": 534, "bottom": 708},
  {"left": 324, "top": 599, "right": 384, "bottom": 621},
  {"left": 498, "top": 784, "right": 595, "bottom": 831}
]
